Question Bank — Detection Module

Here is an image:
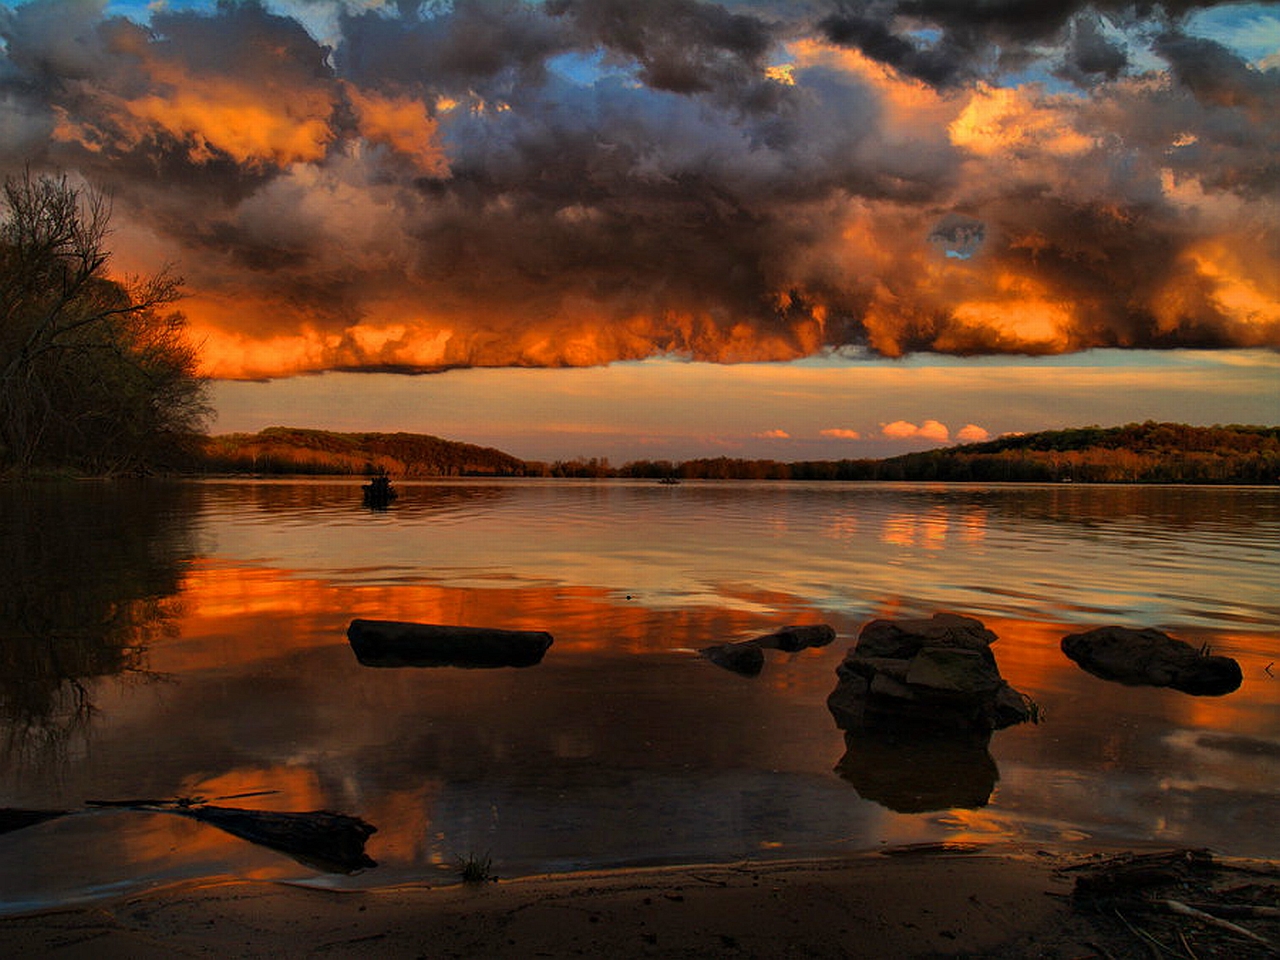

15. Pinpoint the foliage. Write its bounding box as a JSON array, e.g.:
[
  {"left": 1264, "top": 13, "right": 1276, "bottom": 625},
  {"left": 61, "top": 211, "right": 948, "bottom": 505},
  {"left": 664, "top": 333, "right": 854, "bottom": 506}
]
[{"left": 0, "top": 170, "right": 210, "bottom": 475}]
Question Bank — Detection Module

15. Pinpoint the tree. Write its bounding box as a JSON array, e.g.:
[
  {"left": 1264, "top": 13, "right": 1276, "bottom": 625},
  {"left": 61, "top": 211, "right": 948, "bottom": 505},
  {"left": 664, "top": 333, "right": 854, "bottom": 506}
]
[{"left": 0, "top": 171, "right": 210, "bottom": 474}]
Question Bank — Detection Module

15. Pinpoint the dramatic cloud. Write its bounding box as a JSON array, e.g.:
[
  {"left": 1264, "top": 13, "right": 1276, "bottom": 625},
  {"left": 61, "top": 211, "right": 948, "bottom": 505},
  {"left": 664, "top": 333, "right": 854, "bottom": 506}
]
[
  {"left": 1, "top": 0, "right": 1276, "bottom": 378},
  {"left": 956, "top": 424, "right": 990, "bottom": 442}
]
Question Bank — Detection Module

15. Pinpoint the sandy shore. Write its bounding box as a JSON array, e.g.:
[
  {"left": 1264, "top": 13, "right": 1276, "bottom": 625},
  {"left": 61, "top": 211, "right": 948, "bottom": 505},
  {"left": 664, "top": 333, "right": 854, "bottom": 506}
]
[{"left": 2, "top": 845, "right": 1275, "bottom": 958}]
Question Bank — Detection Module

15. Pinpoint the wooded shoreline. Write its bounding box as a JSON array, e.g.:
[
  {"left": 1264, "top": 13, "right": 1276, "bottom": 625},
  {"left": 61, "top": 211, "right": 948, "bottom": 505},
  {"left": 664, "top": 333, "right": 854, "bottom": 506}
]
[{"left": 197, "top": 421, "right": 1280, "bottom": 484}]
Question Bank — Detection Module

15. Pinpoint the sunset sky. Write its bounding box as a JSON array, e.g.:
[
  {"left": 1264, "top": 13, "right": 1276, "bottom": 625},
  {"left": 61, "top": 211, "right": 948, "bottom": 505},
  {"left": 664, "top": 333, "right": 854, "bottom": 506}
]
[{"left": 2, "top": 0, "right": 1277, "bottom": 461}]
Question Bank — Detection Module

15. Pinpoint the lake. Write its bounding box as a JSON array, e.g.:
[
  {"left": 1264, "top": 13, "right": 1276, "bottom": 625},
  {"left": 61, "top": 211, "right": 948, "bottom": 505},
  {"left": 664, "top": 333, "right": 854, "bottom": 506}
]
[{"left": 1, "top": 479, "right": 1277, "bottom": 912}]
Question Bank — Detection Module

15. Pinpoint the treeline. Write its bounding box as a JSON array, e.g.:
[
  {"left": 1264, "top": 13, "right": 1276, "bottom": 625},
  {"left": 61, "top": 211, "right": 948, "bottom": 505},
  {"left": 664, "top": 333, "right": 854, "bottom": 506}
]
[
  {"left": 201, "top": 427, "right": 529, "bottom": 477},
  {"left": 0, "top": 172, "right": 209, "bottom": 476},
  {"left": 199, "top": 423, "right": 1278, "bottom": 485},
  {"left": 541, "top": 423, "right": 1279, "bottom": 484}
]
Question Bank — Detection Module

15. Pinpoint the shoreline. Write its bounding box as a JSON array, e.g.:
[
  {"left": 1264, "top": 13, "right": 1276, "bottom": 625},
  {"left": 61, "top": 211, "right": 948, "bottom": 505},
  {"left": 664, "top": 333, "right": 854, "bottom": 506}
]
[{"left": 4, "top": 844, "right": 1276, "bottom": 958}]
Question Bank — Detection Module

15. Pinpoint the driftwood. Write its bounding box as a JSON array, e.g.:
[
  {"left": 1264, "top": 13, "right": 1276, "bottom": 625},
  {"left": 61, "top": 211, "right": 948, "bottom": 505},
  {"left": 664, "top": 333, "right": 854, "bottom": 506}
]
[
  {"left": 85, "top": 799, "right": 378, "bottom": 873},
  {"left": 1072, "top": 849, "right": 1280, "bottom": 957},
  {"left": 348, "top": 618, "right": 553, "bottom": 668},
  {"left": 168, "top": 805, "right": 377, "bottom": 873},
  {"left": 0, "top": 808, "right": 70, "bottom": 835}
]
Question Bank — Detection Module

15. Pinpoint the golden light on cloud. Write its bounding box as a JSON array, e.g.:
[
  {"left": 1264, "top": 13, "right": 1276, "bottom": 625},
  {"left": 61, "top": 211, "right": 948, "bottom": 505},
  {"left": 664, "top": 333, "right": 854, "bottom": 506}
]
[
  {"left": 882, "top": 420, "right": 951, "bottom": 442},
  {"left": 949, "top": 85, "right": 1094, "bottom": 157},
  {"left": 945, "top": 296, "right": 1076, "bottom": 353},
  {"left": 3, "top": 0, "right": 1276, "bottom": 384},
  {"left": 124, "top": 85, "right": 333, "bottom": 167},
  {"left": 344, "top": 84, "right": 450, "bottom": 175}
]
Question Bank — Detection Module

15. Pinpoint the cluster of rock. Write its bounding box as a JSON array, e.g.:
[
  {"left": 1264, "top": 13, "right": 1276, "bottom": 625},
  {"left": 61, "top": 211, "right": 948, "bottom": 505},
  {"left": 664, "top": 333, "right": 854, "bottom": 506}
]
[
  {"left": 826, "top": 613, "right": 1037, "bottom": 734},
  {"left": 701, "top": 624, "right": 836, "bottom": 676}
]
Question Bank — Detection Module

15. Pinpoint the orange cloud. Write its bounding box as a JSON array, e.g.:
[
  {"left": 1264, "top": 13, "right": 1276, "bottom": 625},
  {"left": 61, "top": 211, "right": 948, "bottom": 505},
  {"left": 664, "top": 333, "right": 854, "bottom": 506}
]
[
  {"left": 820, "top": 428, "right": 862, "bottom": 439},
  {"left": 882, "top": 420, "right": 951, "bottom": 442},
  {"left": 755, "top": 429, "right": 791, "bottom": 439},
  {"left": 956, "top": 424, "right": 991, "bottom": 442},
  {"left": 344, "top": 84, "right": 450, "bottom": 175}
]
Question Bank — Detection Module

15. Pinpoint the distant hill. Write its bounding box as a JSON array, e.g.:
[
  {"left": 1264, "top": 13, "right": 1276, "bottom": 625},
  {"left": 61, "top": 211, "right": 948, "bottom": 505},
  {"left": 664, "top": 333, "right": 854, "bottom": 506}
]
[
  {"left": 870, "top": 422, "right": 1280, "bottom": 483},
  {"left": 201, "top": 427, "right": 528, "bottom": 477},
  {"left": 614, "top": 422, "right": 1280, "bottom": 483},
  {"left": 199, "top": 422, "right": 1279, "bottom": 483}
]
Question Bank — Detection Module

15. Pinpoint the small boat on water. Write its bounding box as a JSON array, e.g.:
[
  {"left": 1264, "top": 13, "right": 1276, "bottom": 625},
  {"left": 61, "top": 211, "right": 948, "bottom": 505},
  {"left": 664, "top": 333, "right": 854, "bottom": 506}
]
[
  {"left": 658, "top": 476, "right": 681, "bottom": 485},
  {"left": 362, "top": 474, "right": 397, "bottom": 507}
]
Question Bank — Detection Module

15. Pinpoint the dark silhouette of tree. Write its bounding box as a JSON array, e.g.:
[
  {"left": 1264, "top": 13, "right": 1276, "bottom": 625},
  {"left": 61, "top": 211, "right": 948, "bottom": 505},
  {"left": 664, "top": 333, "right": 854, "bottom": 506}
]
[{"left": 0, "top": 171, "right": 210, "bottom": 474}]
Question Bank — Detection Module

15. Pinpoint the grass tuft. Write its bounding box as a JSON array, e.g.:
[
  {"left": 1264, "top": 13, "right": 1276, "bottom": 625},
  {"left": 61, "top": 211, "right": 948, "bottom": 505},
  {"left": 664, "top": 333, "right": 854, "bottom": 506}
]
[{"left": 458, "top": 851, "right": 497, "bottom": 884}]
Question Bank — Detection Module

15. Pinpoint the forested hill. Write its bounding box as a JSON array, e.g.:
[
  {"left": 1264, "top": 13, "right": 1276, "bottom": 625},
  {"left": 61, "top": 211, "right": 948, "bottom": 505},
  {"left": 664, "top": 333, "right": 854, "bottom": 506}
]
[
  {"left": 610, "top": 422, "right": 1280, "bottom": 483},
  {"left": 199, "top": 422, "right": 1279, "bottom": 483},
  {"left": 871, "top": 422, "right": 1280, "bottom": 483},
  {"left": 201, "top": 428, "right": 528, "bottom": 477}
]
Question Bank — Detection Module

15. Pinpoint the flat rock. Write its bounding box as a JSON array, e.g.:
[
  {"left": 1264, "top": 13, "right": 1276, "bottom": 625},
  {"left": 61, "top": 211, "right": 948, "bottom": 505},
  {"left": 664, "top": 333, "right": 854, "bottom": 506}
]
[{"left": 1061, "top": 626, "right": 1242, "bottom": 695}]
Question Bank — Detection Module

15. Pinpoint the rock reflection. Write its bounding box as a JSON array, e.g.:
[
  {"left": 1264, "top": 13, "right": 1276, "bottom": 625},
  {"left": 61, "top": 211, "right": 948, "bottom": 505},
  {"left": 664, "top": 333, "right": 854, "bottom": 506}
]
[
  {"left": 0, "top": 482, "right": 197, "bottom": 761},
  {"left": 834, "top": 725, "right": 999, "bottom": 813}
]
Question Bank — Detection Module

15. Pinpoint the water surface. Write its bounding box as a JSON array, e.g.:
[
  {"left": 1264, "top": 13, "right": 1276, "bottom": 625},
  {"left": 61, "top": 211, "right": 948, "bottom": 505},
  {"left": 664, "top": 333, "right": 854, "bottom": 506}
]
[{"left": 1, "top": 480, "right": 1276, "bottom": 912}]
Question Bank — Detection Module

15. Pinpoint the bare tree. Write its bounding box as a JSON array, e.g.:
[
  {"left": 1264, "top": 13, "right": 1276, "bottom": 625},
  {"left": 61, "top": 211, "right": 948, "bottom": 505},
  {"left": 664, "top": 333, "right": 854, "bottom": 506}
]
[{"left": 0, "top": 170, "right": 210, "bottom": 474}]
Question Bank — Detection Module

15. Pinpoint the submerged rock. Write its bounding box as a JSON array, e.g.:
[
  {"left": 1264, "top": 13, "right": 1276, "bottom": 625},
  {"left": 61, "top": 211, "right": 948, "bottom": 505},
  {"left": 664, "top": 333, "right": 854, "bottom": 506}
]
[
  {"left": 348, "top": 619, "right": 553, "bottom": 668},
  {"left": 701, "top": 623, "right": 836, "bottom": 676},
  {"left": 827, "top": 613, "right": 1036, "bottom": 733},
  {"left": 1061, "top": 626, "right": 1242, "bottom": 695}
]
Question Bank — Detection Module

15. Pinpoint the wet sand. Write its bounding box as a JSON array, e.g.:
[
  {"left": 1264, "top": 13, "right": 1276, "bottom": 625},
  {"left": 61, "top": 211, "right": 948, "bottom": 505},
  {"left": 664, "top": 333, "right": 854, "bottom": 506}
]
[{"left": 0, "top": 845, "right": 1164, "bottom": 959}]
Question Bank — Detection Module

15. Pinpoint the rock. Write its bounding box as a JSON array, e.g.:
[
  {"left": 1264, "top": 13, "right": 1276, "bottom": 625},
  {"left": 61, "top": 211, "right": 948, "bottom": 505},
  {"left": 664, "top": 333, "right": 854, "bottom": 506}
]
[
  {"left": 752, "top": 624, "right": 836, "bottom": 652},
  {"left": 904, "top": 647, "right": 1003, "bottom": 695},
  {"left": 701, "top": 623, "right": 835, "bottom": 675},
  {"left": 827, "top": 613, "right": 1036, "bottom": 733},
  {"left": 348, "top": 619, "right": 553, "bottom": 668},
  {"left": 1061, "top": 626, "right": 1242, "bottom": 696},
  {"left": 853, "top": 613, "right": 998, "bottom": 662},
  {"left": 700, "top": 641, "right": 765, "bottom": 677}
]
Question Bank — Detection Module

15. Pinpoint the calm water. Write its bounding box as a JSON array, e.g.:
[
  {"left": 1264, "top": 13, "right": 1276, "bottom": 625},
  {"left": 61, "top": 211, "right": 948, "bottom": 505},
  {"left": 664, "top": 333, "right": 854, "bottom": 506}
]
[{"left": 1, "top": 479, "right": 1277, "bottom": 912}]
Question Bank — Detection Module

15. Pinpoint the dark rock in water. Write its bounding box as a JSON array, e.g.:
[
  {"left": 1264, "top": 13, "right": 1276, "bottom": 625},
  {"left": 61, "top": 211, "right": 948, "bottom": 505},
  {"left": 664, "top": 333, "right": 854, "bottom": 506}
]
[
  {"left": 835, "top": 724, "right": 998, "bottom": 813},
  {"left": 1061, "top": 626, "right": 1242, "bottom": 695},
  {"left": 827, "top": 613, "right": 1036, "bottom": 733},
  {"left": 348, "top": 619, "right": 553, "bottom": 668},
  {"left": 362, "top": 474, "right": 397, "bottom": 508},
  {"left": 752, "top": 623, "right": 836, "bottom": 652},
  {"left": 701, "top": 641, "right": 766, "bottom": 676},
  {"left": 854, "top": 613, "right": 998, "bottom": 663},
  {"left": 701, "top": 623, "right": 836, "bottom": 675}
]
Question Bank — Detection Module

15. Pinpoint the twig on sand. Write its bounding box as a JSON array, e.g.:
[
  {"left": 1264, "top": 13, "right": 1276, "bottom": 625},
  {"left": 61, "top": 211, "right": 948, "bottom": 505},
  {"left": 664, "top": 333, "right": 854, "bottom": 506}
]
[
  {"left": 1155, "top": 899, "right": 1276, "bottom": 949},
  {"left": 1113, "top": 908, "right": 1179, "bottom": 959}
]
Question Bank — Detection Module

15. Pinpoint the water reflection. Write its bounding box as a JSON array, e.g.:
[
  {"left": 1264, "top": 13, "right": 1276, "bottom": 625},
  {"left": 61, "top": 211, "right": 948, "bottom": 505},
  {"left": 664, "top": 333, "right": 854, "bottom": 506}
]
[
  {"left": 835, "top": 727, "right": 999, "bottom": 813},
  {"left": 0, "top": 481, "right": 1277, "bottom": 911},
  {"left": 0, "top": 482, "right": 197, "bottom": 762}
]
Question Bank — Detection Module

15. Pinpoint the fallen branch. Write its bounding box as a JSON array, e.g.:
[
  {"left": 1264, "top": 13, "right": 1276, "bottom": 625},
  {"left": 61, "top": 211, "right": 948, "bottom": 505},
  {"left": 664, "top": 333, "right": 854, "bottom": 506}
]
[
  {"left": 1181, "top": 901, "right": 1280, "bottom": 921},
  {"left": 1155, "top": 899, "right": 1275, "bottom": 949}
]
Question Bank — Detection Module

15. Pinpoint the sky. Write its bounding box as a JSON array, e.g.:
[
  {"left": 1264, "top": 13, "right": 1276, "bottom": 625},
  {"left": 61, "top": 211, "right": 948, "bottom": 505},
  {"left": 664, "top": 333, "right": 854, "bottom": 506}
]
[{"left": 1, "top": 0, "right": 1277, "bottom": 461}]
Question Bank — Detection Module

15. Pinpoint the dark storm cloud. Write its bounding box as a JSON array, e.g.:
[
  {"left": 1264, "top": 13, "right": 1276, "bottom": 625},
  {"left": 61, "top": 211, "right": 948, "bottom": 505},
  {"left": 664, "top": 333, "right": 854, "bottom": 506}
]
[{"left": 0, "top": 0, "right": 1275, "bottom": 376}]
